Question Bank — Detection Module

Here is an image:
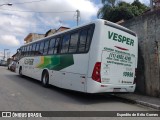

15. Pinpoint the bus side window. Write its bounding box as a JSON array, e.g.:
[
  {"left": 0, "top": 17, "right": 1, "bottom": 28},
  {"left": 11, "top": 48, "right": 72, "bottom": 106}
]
[
  {"left": 68, "top": 32, "right": 79, "bottom": 53},
  {"left": 21, "top": 47, "right": 24, "bottom": 57},
  {"left": 78, "top": 29, "right": 88, "bottom": 52},
  {"left": 31, "top": 43, "right": 36, "bottom": 56},
  {"left": 85, "top": 27, "right": 93, "bottom": 52},
  {"left": 24, "top": 47, "right": 27, "bottom": 56},
  {"left": 29, "top": 45, "right": 33, "bottom": 56},
  {"left": 43, "top": 40, "right": 49, "bottom": 55},
  {"left": 54, "top": 37, "right": 61, "bottom": 54},
  {"left": 48, "top": 38, "right": 55, "bottom": 55},
  {"left": 61, "top": 34, "right": 70, "bottom": 53},
  {"left": 24, "top": 47, "right": 26, "bottom": 56},
  {"left": 26, "top": 45, "right": 30, "bottom": 56},
  {"left": 39, "top": 41, "right": 45, "bottom": 55},
  {"left": 23, "top": 47, "right": 25, "bottom": 56},
  {"left": 35, "top": 43, "right": 40, "bottom": 55},
  {"left": 19, "top": 47, "right": 22, "bottom": 58}
]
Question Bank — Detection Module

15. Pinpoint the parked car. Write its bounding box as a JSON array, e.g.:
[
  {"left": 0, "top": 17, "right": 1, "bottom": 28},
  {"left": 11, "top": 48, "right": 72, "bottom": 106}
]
[
  {"left": 8, "top": 63, "right": 12, "bottom": 70},
  {"left": 0, "top": 60, "right": 7, "bottom": 66},
  {"left": 8, "top": 61, "right": 16, "bottom": 72}
]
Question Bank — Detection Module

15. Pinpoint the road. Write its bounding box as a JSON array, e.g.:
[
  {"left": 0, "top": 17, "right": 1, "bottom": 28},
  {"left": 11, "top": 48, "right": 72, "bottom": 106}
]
[{"left": 0, "top": 66, "right": 159, "bottom": 120}]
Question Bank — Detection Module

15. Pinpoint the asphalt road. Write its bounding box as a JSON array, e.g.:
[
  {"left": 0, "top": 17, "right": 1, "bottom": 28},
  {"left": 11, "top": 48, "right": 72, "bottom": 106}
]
[{"left": 0, "top": 66, "right": 159, "bottom": 120}]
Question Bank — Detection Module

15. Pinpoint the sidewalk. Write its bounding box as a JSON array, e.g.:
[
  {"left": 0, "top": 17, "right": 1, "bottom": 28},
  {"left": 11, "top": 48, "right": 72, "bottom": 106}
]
[{"left": 113, "top": 93, "right": 160, "bottom": 110}]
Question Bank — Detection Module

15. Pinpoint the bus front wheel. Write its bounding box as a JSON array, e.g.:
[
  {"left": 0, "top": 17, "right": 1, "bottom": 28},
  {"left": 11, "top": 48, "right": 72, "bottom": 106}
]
[
  {"left": 41, "top": 71, "right": 49, "bottom": 87},
  {"left": 19, "top": 67, "right": 23, "bottom": 77}
]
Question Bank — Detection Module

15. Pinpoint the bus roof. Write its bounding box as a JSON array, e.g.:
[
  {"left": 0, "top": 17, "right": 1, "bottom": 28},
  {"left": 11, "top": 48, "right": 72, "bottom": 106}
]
[{"left": 21, "top": 19, "right": 137, "bottom": 47}]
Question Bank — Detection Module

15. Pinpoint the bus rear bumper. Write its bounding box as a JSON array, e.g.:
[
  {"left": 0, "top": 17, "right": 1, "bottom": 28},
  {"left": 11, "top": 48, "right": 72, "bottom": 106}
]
[{"left": 86, "top": 78, "right": 136, "bottom": 93}]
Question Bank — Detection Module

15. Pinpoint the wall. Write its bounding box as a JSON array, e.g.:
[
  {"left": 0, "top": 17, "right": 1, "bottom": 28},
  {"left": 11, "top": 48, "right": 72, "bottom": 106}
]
[
  {"left": 121, "top": 9, "right": 160, "bottom": 97},
  {"left": 24, "top": 33, "right": 45, "bottom": 43}
]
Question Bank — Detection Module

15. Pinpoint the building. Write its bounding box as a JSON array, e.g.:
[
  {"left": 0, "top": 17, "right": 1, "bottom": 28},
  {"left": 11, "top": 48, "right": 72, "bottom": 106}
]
[
  {"left": 45, "top": 27, "right": 70, "bottom": 37},
  {"left": 24, "top": 26, "right": 69, "bottom": 44},
  {"left": 7, "top": 58, "right": 12, "bottom": 65},
  {"left": 12, "top": 52, "right": 19, "bottom": 61},
  {"left": 56, "top": 26, "right": 70, "bottom": 33},
  {"left": 24, "top": 33, "right": 45, "bottom": 44},
  {"left": 45, "top": 29, "right": 56, "bottom": 37},
  {"left": 154, "top": 0, "right": 160, "bottom": 8}
]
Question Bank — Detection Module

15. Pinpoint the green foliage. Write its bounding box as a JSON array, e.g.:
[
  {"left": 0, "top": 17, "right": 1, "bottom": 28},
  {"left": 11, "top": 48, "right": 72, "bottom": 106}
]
[
  {"left": 131, "top": 0, "right": 148, "bottom": 14},
  {"left": 98, "top": 0, "right": 149, "bottom": 22},
  {"left": 101, "top": 0, "right": 116, "bottom": 7}
]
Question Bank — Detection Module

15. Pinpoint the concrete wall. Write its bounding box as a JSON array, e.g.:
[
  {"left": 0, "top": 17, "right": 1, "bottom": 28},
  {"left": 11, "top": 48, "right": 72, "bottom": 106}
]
[{"left": 121, "top": 9, "right": 160, "bottom": 97}]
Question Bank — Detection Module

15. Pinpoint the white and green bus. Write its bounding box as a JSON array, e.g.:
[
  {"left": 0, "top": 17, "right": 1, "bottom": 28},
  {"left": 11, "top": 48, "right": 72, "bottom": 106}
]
[{"left": 16, "top": 19, "right": 138, "bottom": 93}]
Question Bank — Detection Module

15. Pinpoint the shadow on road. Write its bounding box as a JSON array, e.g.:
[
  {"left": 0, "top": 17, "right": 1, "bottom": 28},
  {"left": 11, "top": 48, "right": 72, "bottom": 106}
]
[{"left": 5, "top": 73, "right": 133, "bottom": 105}]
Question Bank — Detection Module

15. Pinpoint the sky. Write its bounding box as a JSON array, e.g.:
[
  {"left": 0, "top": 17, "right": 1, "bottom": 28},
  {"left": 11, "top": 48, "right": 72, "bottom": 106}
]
[{"left": 0, "top": 0, "right": 150, "bottom": 59}]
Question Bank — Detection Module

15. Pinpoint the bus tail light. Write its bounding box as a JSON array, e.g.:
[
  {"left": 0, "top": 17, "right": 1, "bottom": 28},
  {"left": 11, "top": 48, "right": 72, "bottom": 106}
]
[
  {"left": 92, "top": 62, "right": 101, "bottom": 83},
  {"left": 133, "top": 68, "right": 137, "bottom": 84}
]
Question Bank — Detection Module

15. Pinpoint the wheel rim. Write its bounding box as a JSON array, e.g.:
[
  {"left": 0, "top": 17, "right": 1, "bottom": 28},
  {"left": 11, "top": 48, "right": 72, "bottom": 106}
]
[
  {"left": 43, "top": 73, "right": 48, "bottom": 84},
  {"left": 19, "top": 69, "right": 22, "bottom": 75}
]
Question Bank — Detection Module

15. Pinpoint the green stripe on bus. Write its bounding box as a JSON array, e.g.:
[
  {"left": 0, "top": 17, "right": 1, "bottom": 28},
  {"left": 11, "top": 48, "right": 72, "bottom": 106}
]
[{"left": 37, "top": 55, "right": 74, "bottom": 70}]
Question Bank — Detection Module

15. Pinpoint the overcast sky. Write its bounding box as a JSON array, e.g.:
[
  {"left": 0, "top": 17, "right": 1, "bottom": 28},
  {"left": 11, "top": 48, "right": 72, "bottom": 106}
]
[{"left": 0, "top": 0, "right": 150, "bottom": 59}]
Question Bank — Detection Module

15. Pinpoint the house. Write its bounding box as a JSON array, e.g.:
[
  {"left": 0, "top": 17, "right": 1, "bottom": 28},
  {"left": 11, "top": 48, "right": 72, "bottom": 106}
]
[
  {"left": 7, "top": 58, "right": 12, "bottom": 65},
  {"left": 56, "top": 26, "right": 70, "bottom": 33},
  {"left": 24, "top": 26, "right": 69, "bottom": 44},
  {"left": 45, "top": 27, "right": 70, "bottom": 37},
  {"left": 45, "top": 29, "right": 56, "bottom": 37},
  {"left": 24, "top": 33, "right": 45, "bottom": 44},
  {"left": 12, "top": 52, "right": 18, "bottom": 61}
]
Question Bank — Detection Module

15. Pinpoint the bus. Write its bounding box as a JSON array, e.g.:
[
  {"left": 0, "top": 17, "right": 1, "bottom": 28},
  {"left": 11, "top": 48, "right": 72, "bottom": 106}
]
[{"left": 16, "top": 19, "right": 138, "bottom": 93}]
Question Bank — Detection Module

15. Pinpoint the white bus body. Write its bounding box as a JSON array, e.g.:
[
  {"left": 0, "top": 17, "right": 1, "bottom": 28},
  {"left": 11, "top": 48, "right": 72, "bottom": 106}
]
[{"left": 16, "top": 19, "right": 138, "bottom": 93}]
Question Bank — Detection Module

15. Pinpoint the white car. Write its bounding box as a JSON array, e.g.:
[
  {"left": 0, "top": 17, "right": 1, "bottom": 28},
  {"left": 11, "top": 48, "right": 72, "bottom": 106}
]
[{"left": 8, "top": 61, "right": 16, "bottom": 70}]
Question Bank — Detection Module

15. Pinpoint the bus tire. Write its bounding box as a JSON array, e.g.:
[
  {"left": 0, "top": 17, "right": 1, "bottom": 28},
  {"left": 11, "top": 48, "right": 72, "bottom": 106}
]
[
  {"left": 41, "top": 71, "right": 49, "bottom": 87},
  {"left": 19, "top": 67, "right": 23, "bottom": 77}
]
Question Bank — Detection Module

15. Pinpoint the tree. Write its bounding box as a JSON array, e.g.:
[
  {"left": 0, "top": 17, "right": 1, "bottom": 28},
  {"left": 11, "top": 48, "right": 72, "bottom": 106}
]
[
  {"left": 101, "top": 0, "right": 116, "bottom": 7},
  {"left": 131, "top": 0, "right": 148, "bottom": 15},
  {"left": 97, "top": 0, "right": 149, "bottom": 23},
  {"left": 97, "top": 0, "right": 116, "bottom": 18}
]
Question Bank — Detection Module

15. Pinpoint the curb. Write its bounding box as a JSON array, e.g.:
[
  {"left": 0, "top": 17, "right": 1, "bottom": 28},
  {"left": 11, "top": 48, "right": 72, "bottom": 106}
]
[
  {"left": 135, "top": 100, "right": 160, "bottom": 110},
  {"left": 112, "top": 95, "right": 160, "bottom": 110}
]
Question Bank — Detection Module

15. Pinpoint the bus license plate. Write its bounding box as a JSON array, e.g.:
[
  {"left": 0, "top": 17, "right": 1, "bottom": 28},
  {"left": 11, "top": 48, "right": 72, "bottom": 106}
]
[{"left": 113, "top": 88, "right": 121, "bottom": 92}]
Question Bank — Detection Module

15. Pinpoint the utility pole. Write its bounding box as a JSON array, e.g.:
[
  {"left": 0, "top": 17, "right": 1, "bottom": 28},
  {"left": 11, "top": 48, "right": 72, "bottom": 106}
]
[
  {"left": 4, "top": 49, "right": 9, "bottom": 61},
  {"left": 76, "top": 10, "right": 80, "bottom": 26},
  {"left": 7, "top": 52, "right": 10, "bottom": 59},
  {"left": 150, "top": 0, "right": 153, "bottom": 11}
]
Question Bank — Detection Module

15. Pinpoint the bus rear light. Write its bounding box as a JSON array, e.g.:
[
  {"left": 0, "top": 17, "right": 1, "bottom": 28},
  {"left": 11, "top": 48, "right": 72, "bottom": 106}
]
[
  {"left": 92, "top": 62, "right": 101, "bottom": 83},
  {"left": 133, "top": 68, "right": 137, "bottom": 84}
]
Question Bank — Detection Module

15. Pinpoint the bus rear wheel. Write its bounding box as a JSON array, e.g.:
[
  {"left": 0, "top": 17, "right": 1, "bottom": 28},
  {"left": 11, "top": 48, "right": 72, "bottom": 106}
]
[
  {"left": 41, "top": 71, "right": 49, "bottom": 87},
  {"left": 19, "top": 67, "right": 23, "bottom": 77}
]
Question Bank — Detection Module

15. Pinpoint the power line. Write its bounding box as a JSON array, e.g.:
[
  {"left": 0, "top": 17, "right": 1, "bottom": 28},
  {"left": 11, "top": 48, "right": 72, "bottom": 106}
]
[
  {"left": 10, "top": 0, "right": 47, "bottom": 5},
  {"left": 0, "top": 8, "right": 76, "bottom": 13}
]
